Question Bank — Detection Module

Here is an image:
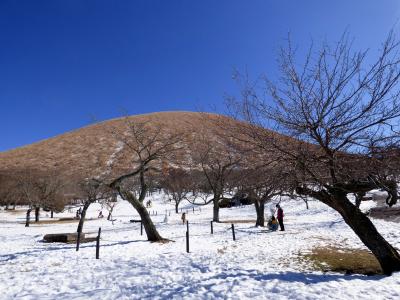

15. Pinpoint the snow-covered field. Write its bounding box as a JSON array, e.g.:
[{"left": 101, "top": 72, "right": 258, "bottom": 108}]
[{"left": 1, "top": 194, "right": 400, "bottom": 300}]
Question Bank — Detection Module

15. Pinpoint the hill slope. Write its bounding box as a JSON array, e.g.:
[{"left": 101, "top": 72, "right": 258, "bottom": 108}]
[{"left": 0, "top": 111, "right": 250, "bottom": 178}]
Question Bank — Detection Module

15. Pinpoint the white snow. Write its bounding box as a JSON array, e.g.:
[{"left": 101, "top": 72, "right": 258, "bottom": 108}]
[{"left": 1, "top": 194, "right": 400, "bottom": 300}]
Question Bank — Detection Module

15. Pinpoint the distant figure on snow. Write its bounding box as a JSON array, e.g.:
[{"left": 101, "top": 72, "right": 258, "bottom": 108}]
[
  {"left": 276, "top": 204, "right": 285, "bottom": 231},
  {"left": 267, "top": 216, "right": 278, "bottom": 231},
  {"left": 146, "top": 200, "right": 152, "bottom": 208},
  {"left": 76, "top": 207, "right": 82, "bottom": 219},
  {"left": 163, "top": 213, "right": 169, "bottom": 224},
  {"left": 98, "top": 211, "right": 104, "bottom": 218},
  {"left": 181, "top": 212, "right": 186, "bottom": 224}
]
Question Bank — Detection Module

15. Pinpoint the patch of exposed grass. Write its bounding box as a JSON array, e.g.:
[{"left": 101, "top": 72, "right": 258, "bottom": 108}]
[{"left": 302, "top": 247, "right": 382, "bottom": 276}]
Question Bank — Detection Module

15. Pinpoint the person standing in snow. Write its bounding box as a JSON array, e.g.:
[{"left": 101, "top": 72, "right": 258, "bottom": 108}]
[{"left": 276, "top": 204, "right": 285, "bottom": 231}]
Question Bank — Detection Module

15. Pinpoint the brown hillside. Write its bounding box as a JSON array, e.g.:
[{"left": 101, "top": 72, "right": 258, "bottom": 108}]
[{"left": 0, "top": 111, "right": 258, "bottom": 179}]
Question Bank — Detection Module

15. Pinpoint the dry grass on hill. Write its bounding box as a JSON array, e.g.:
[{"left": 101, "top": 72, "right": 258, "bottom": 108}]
[{"left": 0, "top": 111, "right": 265, "bottom": 179}]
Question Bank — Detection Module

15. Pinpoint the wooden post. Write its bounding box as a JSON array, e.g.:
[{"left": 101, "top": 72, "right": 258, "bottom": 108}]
[
  {"left": 231, "top": 224, "right": 236, "bottom": 241},
  {"left": 140, "top": 221, "right": 143, "bottom": 236},
  {"left": 186, "top": 221, "right": 189, "bottom": 253},
  {"left": 51, "top": 210, "right": 54, "bottom": 218},
  {"left": 210, "top": 221, "right": 213, "bottom": 234},
  {"left": 76, "top": 231, "right": 81, "bottom": 251},
  {"left": 192, "top": 207, "right": 194, "bottom": 213},
  {"left": 96, "top": 227, "right": 101, "bottom": 259}
]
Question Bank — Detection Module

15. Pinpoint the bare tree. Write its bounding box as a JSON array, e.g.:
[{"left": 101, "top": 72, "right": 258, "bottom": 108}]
[
  {"left": 240, "top": 163, "right": 290, "bottom": 227},
  {"left": 160, "top": 168, "right": 193, "bottom": 213},
  {"left": 0, "top": 171, "right": 19, "bottom": 210},
  {"left": 108, "top": 118, "right": 184, "bottom": 242},
  {"left": 13, "top": 169, "right": 40, "bottom": 227},
  {"left": 190, "top": 128, "right": 242, "bottom": 222},
  {"left": 231, "top": 32, "right": 400, "bottom": 274},
  {"left": 33, "top": 171, "right": 65, "bottom": 221},
  {"left": 75, "top": 177, "right": 112, "bottom": 236},
  {"left": 100, "top": 192, "right": 118, "bottom": 220}
]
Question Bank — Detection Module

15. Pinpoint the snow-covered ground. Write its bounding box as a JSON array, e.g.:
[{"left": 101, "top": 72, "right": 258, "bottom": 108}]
[{"left": 1, "top": 193, "right": 400, "bottom": 300}]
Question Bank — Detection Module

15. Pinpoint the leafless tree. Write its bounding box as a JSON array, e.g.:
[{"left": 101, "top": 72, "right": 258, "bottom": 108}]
[
  {"left": 240, "top": 163, "right": 291, "bottom": 227},
  {"left": 160, "top": 168, "right": 194, "bottom": 213},
  {"left": 13, "top": 169, "right": 40, "bottom": 227},
  {"left": 33, "top": 171, "right": 66, "bottom": 221},
  {"left": 100, "top": 192, "right": 118, "bottom": 220},
  {"left": 75, "top": 177, "right": 113, "bottom": 236},
  {"left": 190, "top": 126, "right": 243, "bottom": 222},
  {"left": 108, "top": 118, "right": 184, "bottom": 242},
  {"left": 0, "top": 171, "right": 19, "bottom": 210},
  {"left": 230, "top": 31, "right": 400, "bottom": 274}
]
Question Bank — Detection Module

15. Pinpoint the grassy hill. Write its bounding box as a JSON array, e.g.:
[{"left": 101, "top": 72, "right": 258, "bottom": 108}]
[{"left": 0, "top": 111, "right": 253, "bottom": 178}]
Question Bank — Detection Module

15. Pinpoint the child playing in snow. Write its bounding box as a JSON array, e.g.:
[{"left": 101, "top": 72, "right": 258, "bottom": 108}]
[{"left": 267, "top": 216, "right": 278, "bottom": 231}]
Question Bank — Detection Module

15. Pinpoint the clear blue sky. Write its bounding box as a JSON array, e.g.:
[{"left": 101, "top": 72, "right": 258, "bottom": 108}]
[{"left": 1, "top": 0, "right": 399, "bottom": 151}]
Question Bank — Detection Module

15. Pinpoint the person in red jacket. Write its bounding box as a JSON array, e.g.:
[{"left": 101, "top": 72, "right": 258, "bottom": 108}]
[{"left": 276, "top": 204, "right": 285, "bottom": 231}]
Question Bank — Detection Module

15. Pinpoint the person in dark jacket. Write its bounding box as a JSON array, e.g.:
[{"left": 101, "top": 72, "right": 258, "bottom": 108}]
[{"left": 276, "top": 204, "right": 285, "bottom": 231}]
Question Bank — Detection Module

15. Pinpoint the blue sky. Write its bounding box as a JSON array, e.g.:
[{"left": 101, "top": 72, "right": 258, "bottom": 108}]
[{"left": 1, "top": 0, "right": 399, "bottom": 151}]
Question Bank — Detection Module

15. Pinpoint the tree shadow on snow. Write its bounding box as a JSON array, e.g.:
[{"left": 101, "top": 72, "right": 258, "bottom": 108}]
[{"left": 0, "top": 239, "right": 143, "bottom": 262}]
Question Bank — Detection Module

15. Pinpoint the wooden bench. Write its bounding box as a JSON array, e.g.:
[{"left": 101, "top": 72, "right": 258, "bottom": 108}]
[
  {"left": 130, "top": 219, "right": 142, "bottom": 223},
  {"left": 43, "top": 232, "right": 84, "bottom": 243}
]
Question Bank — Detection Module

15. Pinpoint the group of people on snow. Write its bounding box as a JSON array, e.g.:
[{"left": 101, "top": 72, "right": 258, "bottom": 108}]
[{"left": 267, "top": 204, "right": 284, "bottom": 232}]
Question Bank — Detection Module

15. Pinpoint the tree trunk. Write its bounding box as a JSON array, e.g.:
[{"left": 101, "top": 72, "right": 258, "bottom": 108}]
[
  {"left": 25, "top": 209, "right": 31, "bottom": 227},
  {"left": 121, "top": 190, "right": 165, "bottom": 242},
  {"left": 51, "top": 210, "right": 54, "bottom": 218},
  {"left": 297, "top": 187, "right": 400, "bottom": 275},
  {"left": 333, "top": 195, "right": 400, "bottom": 275},
  {"left": 255, "top": 200, "right": 265, "bottom": 227},
  {"left": 77, "top": 201, "right": 91, "bottom": 235},
  {"left": 107, "top": 205, "right": 115, "bottom": 220},
  {"left": 175, "top": 202, "right": 179, "bottom": 214},
  {"left": 34, "top": 207, "right": 40, "bottom": 222},
  {"left": 304, "top": 199, "right": 309, "bottom": 210},
  {"left": 355, "top": 191, "right": 365, "bottom": 208},
  {"left": 213, "top": 196, "right": 220, "bottom": 222}
]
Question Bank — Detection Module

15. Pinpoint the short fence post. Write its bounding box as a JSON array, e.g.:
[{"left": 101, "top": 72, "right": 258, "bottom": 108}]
[
  {"left": 96, "top": 227, "right": 101, "bottom": 259},
  {"left": 186, "top": 221, "right": 189, "bottom": 253},
  {"left": 140, "top": 221, "right": 143, "bottom": 236},
  {"left": 231, "top": 224, "right": 236, "bottom": 241},
  {"left": 192, "top": 207, "right": 194, "bottom": 213},
  {"left": 210, "top": 221, "right": 213, "bottom": 234},
  {"left": 76, "top": 231, "right": 81, "bottom": 251}
]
